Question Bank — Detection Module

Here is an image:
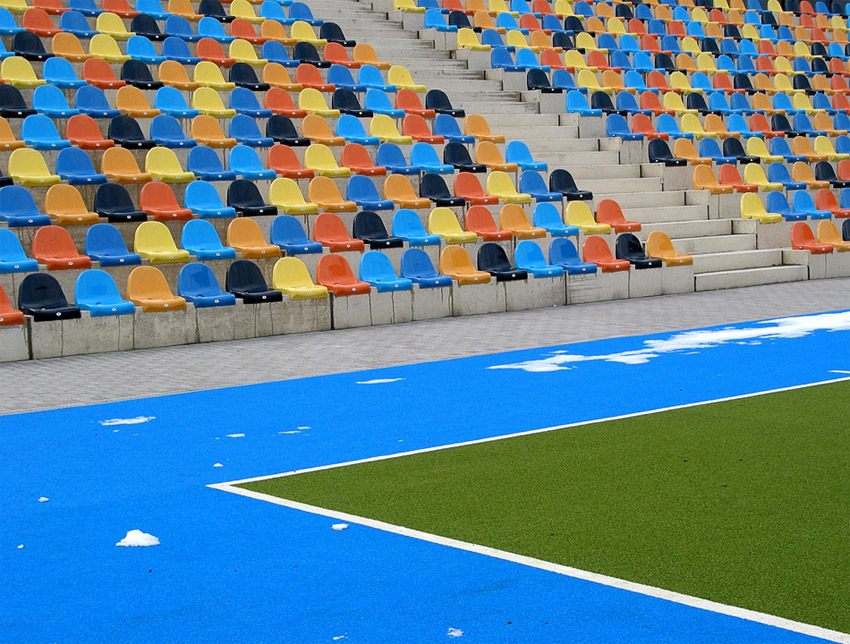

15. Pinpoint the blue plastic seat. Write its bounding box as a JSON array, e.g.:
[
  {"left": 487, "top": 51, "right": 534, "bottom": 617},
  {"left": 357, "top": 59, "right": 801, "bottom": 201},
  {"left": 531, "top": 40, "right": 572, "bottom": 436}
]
[
  {"left": 515, "top": 239, "right": 565, "bottom": 277},
  {"left": 154, "top": 86, "right": 199, "bottom": 118},
  {"left": 347, "top": 175, "right": 394, "bottom": 210},
  {"left": 358, "top": 65, "right": 396, "bottom": 92},
  {"left": 150, "top": 114, "right": 197, "bottom": 148},
  {"left": 792, "top": 113, "right": 825, "bottom": 137},
  {"left": 491, "top": 47, "right": 524, "bottom": 72},
  {"left": 767, "top": 162, "right": 806, "bottom": 189},
  {"left": 616, "top": 91, "right": 650, "bottom": 115},
  {"left": 566, "top": 90, "right": 602, "bottom": 116},
  {"left": 765, "top": 192, "right": 807, "bottom": 221},
  {"left": 399, "top": 247, "right": 452, "bottom": 287},
  {"left": 516, "top": 51, "right": 549, "bottom": 73},
  {"left": 425, "top": 8, "right": 455, "bottom": 31},
  {"left": 22, "top": 114, "right": 71, "bottom": 150},
  {"left": 228, "top": 144, "right": 276, "bottom": 180},
  {"left": 336, "top": 114, "right": 380, "bottom": 145},
  {"left": 699, "top": 138, "right": 736, "bottom": 164},
  {"left": 433, "top": 114, "right": 474, "bottom": 144},
  {"left": 552, "top": 69, "right": 582, "bottom": 93},
  {"left": 32, "top": 84, "right": 79, "bottom": 118},
  {"left": 375, "top": 143, "right": 419, "bottom": 174},
  {"left": 187, "top": 145, "right": 237, "bottom": 182},
  {"left": 360, "top": 250, "right": 412, "bottom": 291},
  {"left": 410, "top": 142, "right": 453, "bottom": 174},
  {"left": 164, "top": 15, "right": 200, "bottom": 41},
  {"left": 0, "top": 7, "right": 22, "bottom": 36},
  {"left": 791, "top": 191, "right": 832, "bottom": 220},
  {"left": 185, "top": 180, "right": 237, "bottom": 218},
  {"left": 75, "top": 269, "right": 136, "bottom": 316},
  {"left": 548, "top": 237, "right": 597, "bottom": 274},
  {"left": 136, "top": 0, "right": 168, "bottom": 19},
  {"left": 532, "top": 202, "right": 579, "bottom": 237},
  {"left": 198, "top": 16, "right": 233, "bottom": 42},
  {"left": 506, "top": 141, "right": 547, "bottom": 171},
  {"left": 56, "top": 147, "right": 107, "bottom": 185},
  {"left": 363, "top": 88, "right": 404, "bottom": 118},
  {"left": 269, "top": 215, "right": 323, "bottom": 254},
  {"left": 162, "top": 36, "right": 201, "bottom": 64},
  {"left": 259, "top": 0, "right": 290, "bottom": 23},
  {"left": 180, "top": 219, "right": 237, "bottom": 260},
  {"left": 769, "top": 138, "right": 806, "bottom": 164},
  {"left": 262, "top": 41, "right": 298, "bottom": 67},
  {"left": 230, "top": 86, "right": 272, "bottom": 118},
  {"left": 75, "top": 85, "right": 120, "bottom": 118},
  {"left": 84, "top": 223, "right": 142, "bottom": 266},
  {"left": 289, "top": 2, "right": 322, "bottom": 25},
  {"left": 656, "top": 114, "right": 692, "bottom": 140},
  {"left": 519, "top": 170, "right": 561, "bottom": 201},
  {"left": 42, "top": 57, "right": 86, "bottom": 89},
  {"left": 178, "top": 262, "right": 237, "bottom": 307},
  {"left": 392, "top": 209, "right": 441, "bottom": 246},
  {"left": 229, "top": 114, "right": 274, "bottom": 147},
  {"left": 327, "top": 64, "right": 364, "bottom": 92},
  {"left": 126, "top": 35, "right": 165, "bottom": 64},
  {"left": 60, "top": 10, "right": 97, "bottom": 37},
  {"left": 0, "top": 228, "right": 38, "bottom": 273},
  {"left": 0, "top": 186, "right": 51, "bottom": 227}
]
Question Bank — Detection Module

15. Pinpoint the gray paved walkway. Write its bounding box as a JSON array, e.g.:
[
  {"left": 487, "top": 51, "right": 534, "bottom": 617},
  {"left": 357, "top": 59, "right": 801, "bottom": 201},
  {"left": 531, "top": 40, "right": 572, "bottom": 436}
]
[{"left": 1, "top": 278, "right": 847, "bottom": 415}]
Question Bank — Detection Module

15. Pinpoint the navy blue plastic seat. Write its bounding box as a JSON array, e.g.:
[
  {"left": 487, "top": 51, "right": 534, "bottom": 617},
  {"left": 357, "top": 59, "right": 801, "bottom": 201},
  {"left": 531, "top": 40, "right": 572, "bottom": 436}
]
[
  {"left": 359, "top": 251, "right": 412, "bottom": 291},
  {"left": 527, "top": 68, "right": 561, "bottom": 93},
  {"left": 294, "top": 41, "right": 329, "bottom": 68},
  {"left": 22, "top": 114, "right": 70, "bottom": 150},
  {"left": 226, "top": 260, "right": 283, "bottom": 303},
  {"left": 425, "top": 89, "right": 464, "bottom": 117},
  {"left": 56, "top": 147, "right": 107, "bottom": 185},
  {"left": 267, "top": 115, "right": 310, "bottom": 146},
  {"left": 477, "top": 242, "right": 527, "bottom": 281},
  {"left": 228, "top": 145, "right": 276, "bottom": 180},
  {"left": 519, "top": 170, "right": 561, "bottom": 201},
  {"left": 199, "top": 0, "right": 234, "bottom": 22},
  {"left": 771, "top": 114, "right": 802, "bottom": 138},
  {"left": 723, "top": 138, "right": 758, "bottom": 165},
  {"left": 410, "top": 142, "right": 453, "bottom": 174},
  {"left": 178, "top": 262, "right": 236, "bottom": 307},
  {"left": 13, "top": 31, "right": 52, "bottom": 61},
  {"left": 392, "top": 209, "right": 440, "bottom": 246},
  {"left": 400, "top": 247, "right": 452, "bottom": 287},
  {"left": 592, "top": 91, "right": 626, "bottom": 117},
  {"left": 185, "top": 180, "right": 237, "bottom": 218},
  {"left": 363, "top": 89, "right": 403, "bottom": 118},
  {"left": 549, "top": 168, "right": 592, "bottom": 200},
  {"left": 108, "top": 115, "right": 155, "bottom": 149},
  {"left": 131, "top": 13, "right": 165, "bottom": 40},
  {"left": 127, "top": 35, "right": 165, "bottom": 64},
  {"left": 332, "top": 89, "right": 372, "bottom": 117},
  {"left": 229, "top": 86, "right": 272, "bottom": 118},
  {"left": 121, "top": 59, "right": 163, "bottom": 90},
  {"left": 375, "top": 143, "right": 419, "bottom": 174},
  {"left": 269, "top": 215, "right": 323, "bottom": 254},
  {"left": 75, "top": 85, "right": 120, "bottom": 119},
  {"left": 94, "top": 183, "right": 148, "bottom": 222},
  {"left": 320, "top": 21, "right": 354, "bottom": 46},
  {"left": 843, "top": 218, "right": 850, "bottom": 242},
  {"left": 0, "top": 84, "right": 35, "bottom": 118},
  {"left": 180, "top": 219, "right": 237, "bottom": 260},
  {"left": 815, "top": 161, "right": 850, "bottom": 189},
  {"left": 18, "top": 273, "right": 81, "bottom": 321},
  {"left": 162, "top": 36, "right": 201, "bottom": 64},
  {"left": 548, "top": 237, "right": 597, "bottom": 274},
  {"left": 187, "top": 145, "right": 238, "bottom": 181},
  {"left": 0, "top": 186, "right": 49, "bottom": 227},
  {"left": 230, "top": 114, "right": 274, "bottom": 147},
  {"left": 433, "top": 114, "right": 474, "bottom": 143},
  {"left": 229, "top": 63, "right": 270, "bottom": 92},
  {"left": 84, "top": 223, "right": 142, "bottom": 266},
  {"left": 33, "top": 84, "right": 79, "bottom": 118},
  {"left": 444, "top": 141, "right": 485, "bottom": 173},
  {"left": 353, "top": 210, "right": 404, "bottom": 248},
  {"left": 616, "top": 233, "right": 661, "bottom": 268},
  {"left": 75, "top": 269, "right": 136, "bottom": 316},
  {"left": 154, "top": 86, "right": 199, "bottom": 118},
  {"left": 514, "top": 239, "right": 565, "bottom": 277},
  {"left": 150, "top": 114, "right": 197, "bottom": 148},
  {"left": 532, "top": 202, "right": 578, "bottom": 237},
  {"left": 347, "top": 175, "right": 394, "bottom": 210},
  {"left": 648, "top": 139, "right": 686, "bottom": 166},
  {"left": 420, "top": 173, "right": 464, "bottom": 207},
  {"left": 0, "top": 228, "right": 38, "bottom": 273},
  {"left": 227, "top": 179, "right": 277, "bottom": 216},
  {"left": 42, "top": 57, "right": 86, "bottom": 89}
]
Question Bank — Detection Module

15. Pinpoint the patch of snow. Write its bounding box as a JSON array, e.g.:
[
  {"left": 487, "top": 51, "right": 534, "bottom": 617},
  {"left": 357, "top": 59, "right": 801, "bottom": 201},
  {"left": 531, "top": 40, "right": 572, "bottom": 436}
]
[
  {"left": 99, "top": 416, "right": 155, "bottom": 426},
  {"left": 355, "top": 378, "right": 404, "bottom": 385},
  {"left": 332, "top": 635, "right": 347, "bottom": 641},
  {"left": 278, "top": 431, "right": 301, "bottom": 435},
  {"left": 116, "top": 530, "right": 159, "bottom": 547},
  {"left": 829, "top": 370, "right": 850, "bottom": 374},
  {"left": 448, "top": 628, "right": 464, "bottom": 638},
  {"left": 213, "top": 463, "right": 224, "bottom": 468},
  {"left": 37, "top": 497, "right": 49, "bottom": 503},
  {"left": 17, "top": 544, "right": 23, "bottom": 549},
  {"left": 297, "top": 426, "right": 311, "bottom": 430},
  {"left": 226, "top": 433, "right": 245, "bottom": 438},
  {"left": 332, "top": 523, "right": 349, "bottom": 531}
]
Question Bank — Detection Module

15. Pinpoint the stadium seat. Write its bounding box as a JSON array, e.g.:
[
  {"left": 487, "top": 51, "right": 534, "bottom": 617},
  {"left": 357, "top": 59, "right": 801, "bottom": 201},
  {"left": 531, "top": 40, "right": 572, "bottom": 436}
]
[
  {"left": 7, "top": 148, "right": 60, "bottom": 186},
  {"left": 616, "top": 233, "right": 662, "bottom": 269},
  {"left": 0, "top": 228, "right": 39, "bottom": 272},
  {"left": 271, "top": 256, "right": 328, "bottom": 300},
  {"left": 18, "top": 272, "right": 81, "bottom": 320},
  {"left": 0, "top": 56, "right": 42, "bottom": 88},
  {"left": 41, "top": 57, "right": 85, "bottom": 89},
  {"left": 792, "top": 190, "right": 832, "bottom": 219},
  {"left": 32, "top": 225, "right": 91, "bottom": 270},
  {"left": 303, "top": 144, "right": 350, "bottom": 178},
  {"left": 302, "top": 114, "right": 345, "bottom": 146},
  {"left": 397, "top": 248, "right": 449, "bottom": 288},
  {"left": 316, "top": 254, "right": 370, "bottom": 296},
  {"left": 267, "top": 115, "right": 310, "bottom": 146},
  {"left": 144, "top": 147, "right": 195, "bottom": 183},
  {"left": 583, "top": 235, "right": 630, "bottom": 271},
  {"left": 433, "top": 114, "right": 475, "bottom": 144},
  {"left": 308, "top": 176, "right": 356, "bottom": 212},
  {"left": 269, "top": 215, "right": 323, "bottom": 254},
  {"left": 817, "top": 220, "right": 850, "bottom": 251},
  {"left": 429, "top": 207, "right": 478, "bottom": 243},
  {"left": 186, "top": 145, "right": 236, "bottom": 182},
  {"left": 177, "top": 263, "right": 236, "bottom": 308},
  {"left": 184, "top": 181, "right": 236, "bottom": 219},
  {"left": 108, "top": 115, "right": 155, "bottom": 149},
  {"left": 453, "top": 172, "right": 498, "bottom": 206},
  {"left": 134, "top": 221, "right": 191, "bottom": 264},
  {"left": 548, "top": 237, "right": 597, "bottom": 274},
  {"left": 376, "top": 143, "right": 419, "bottom": 175},
  {"left": 127, "top": 265, "right": 187, "bottom": 311},
  {"left": 44, "top": 184, "right": 99, "bottom": 225},
  {"left": 487, "top": 171, "right": 532, "bottom": 204},
  {"left": 353, "top": 210, "right": 403, "bottom": 249},
  {"left": 75, "top": 269, "right": 136, "bottom": 316},
  {"left": 499, "top": 204, "right": 546, "bottom": 239},
  {"left": 190, "top": 115, "right": 236, "bottom": 149},
  {"left": 549, "top": 169, "right": 592, "bottom": 201},
  {"left": 518, "top": 171, "right": 562, "bottom": 202},
  {"left": 420, "top": 173, "right": 464, "bottom": 207},
  {"left": 0, "top": 282, "right": 22, "bottom": 324},
  {"left": 266, "top": 87, "right": 307, "bottom": 118},
  {"left": 74, "top": 86, "right": 120, "bottom": 120},
  {"left": 596, "top": 199, "right": 640, "bottom": 232},
  {"left": 790, "top": 222, "right": 833, "bottom": 253},
  {"left": 116, "top": 85, "right": 160, "bottom": 118},
  {"left": 514, "top": 240, "right": 564, "bottom": 278},
  {"left": 645, "top": 231, "right": 693, "bottom": 266},
  {"left": 175, "top": 220, "right": 234, "bottom": 262},
  {"left": 359, "top": 250, "right": 412, "bottom": 292},
  {"left": 92, "top": 183, "right": 146, "bottom": 223},
  {"left": 815, "top": 190, "right": 850, "bottom": 218},
  {"left": 139, "top": 182, "right": 193, "bottom": 222},
  {"left": 565, "top": 201, "right": 611, "bottom": 234},
  {"left": 439, "top": 244, "right": 490, "bottom": 284},
  {"left": 225, "top": 219, "right": 280, "bottom": 260},
  {"left": 342, "top": 143, "right": 385, "bottom": 176},
  {"left": 505, "top": 141, "right": 547, "bottom": 171},
  {"left": 426, "top": 89, "right": 464, "bottom": 117},
  {"left": 476, "top": 141, "right": 517, "bottom": 172},
  {"left": 84, "top": 223, "right": 141, "bottom": 266},
  {"left": 312, "top": 212, "right": 364, "bottom": 252},
  {"left": 392, "top": 209, "right": 440, "bottom": 246},
  {"left": 22, "top": 114, "right": 70, "bottom": 150},
  {"left": 0, "top": 84, "right": 35, "bottom": 118},
  {"left": 228, "top": 179, "right": 277, "bottom": 217},
  {"left": 193, "top": 86, "right": 236, "bottom": 118},
  {"left": 532, "top": 202, "right": 578, "bottom": 237},
  {"left": 150, "top": 114, "right": 196, "bottom": 149},
  {"left": 740, "top": 193, "right": 783, "bottom": 223},
  {"left": 383, "top": 175, "right": 430, "bottom": 209},
  {"left": 154, "top": 87, "right": 198, "bottom": 118},
  {"left": 13, "top": 31, "right": 53, "bottom": 61},
  {"left": 477, "top": 242, "right": 527, "bottom": 281},
  {"left": 408, "top": 143, "right": 452, "bottom": 175},
  {"left": 443, "top": 142, "right": 485, "bottom": 173}
]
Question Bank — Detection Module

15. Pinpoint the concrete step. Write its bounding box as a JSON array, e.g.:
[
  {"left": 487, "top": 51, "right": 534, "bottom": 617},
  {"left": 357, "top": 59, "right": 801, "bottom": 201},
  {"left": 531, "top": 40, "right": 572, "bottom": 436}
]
[
  {"left": 695, "top": 265, "right": 809, "bottom": 291},
  {"left": 483, "top": 113, "right": 562, "bottom": 128},
  {"left": 638, "top": 219, "right": 731, "bottom": 240},
  {"left": 582, "top": 176, "right": 662, "bottom": 194},
  {"left": 522, "top": 137, "right": 600, "bottom": 153},
  {"left": 623, "top": 204, "right": 709, "bottom": 224},
  {"left": 692, "top": 249, "right": 784, "bottom": 274},
  {"left": 594, "top": 190, "right": 685, "bottom": 209},
  {"left": 674, "top": 234, "right": 757, "bottom": 255},
  {"left": 569, "top": 164, "right": 640, "bottom": 180}
]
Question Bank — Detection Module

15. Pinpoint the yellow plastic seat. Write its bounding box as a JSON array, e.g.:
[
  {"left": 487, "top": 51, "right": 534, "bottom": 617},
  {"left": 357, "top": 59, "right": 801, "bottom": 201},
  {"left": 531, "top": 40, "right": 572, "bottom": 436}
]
[
  {"left": 387, "top": 65, "right": 426, "bottom": 92},
  {"left": 577, "top": 68, "right": 613, "bottom": 95},
  {"left": 51, "top": 32, "right": 90, "bottom": 62},
  {"left": 693, "top": 165, "right": 732, "bottom": 193},
  {"left": 428, "top": 207, "right": 478, "bottom": 243},
  {"left": 89, "top": 33, "right": 130, "bottom": 62},
  {"left": 487, "top": 171, "right": 531, "bottom": 204},
  {"left": 663, "top": 91, "right": 696, "bottom": 115},
  {"left": 499, "top": 204, "right": 546, "bottom": 238},
  {"left": 746, "top": 137, "right": 782, "bottom": 162},
  {"left": 439, "top": 245, "right": 491, "bottom": 284},
  {"left": 272, "top": 257, "right": 329, "bottom": 299},
  {"left": 127, "top": 266, "right": 186, "bottom": 312},
  {"left": 269, "top": 177, "right": 321, "bottom": 213},
  {"left": 457, "top": 27, "right": 490, "bottom": 50},
  {"left": 680, "top": 113, "right": 713, "bottom": 138},
  {"left": 0, "top": 0, "right": 28, "bottom": 13},
  {"left": 475, "top": 140, "right": 517, "bottom": 172},
  {"left": 674, "top": 138, "right": 711, "bottom": 165},
  {"left": 488, "top": 0, "right": 517, "bottom": 16},
  {"left": 308, "top": 176, "right": 357, "bottom": 211},
  {"left": 7, "top": 148, "right": 60, "bottom": 186},
  {"left": 370, "top": 114, "right": 412, "bottom": 144},
  {"left": 290, "top": 20, "right": 326, "bottom": 46},
  {"left": 96, "top": 12, "right": 133, "bottom": 39},
  {"left": 101, "top": 146, "right": 152, "bottom": 183},
  {"left": 772, "top": 74, "right": 796, "bottom": 95},
  {"left": 168, "top": 0, "right": 200, "bottom": 20},
  {"left": 464, "top": 114, "right": 504, "bottom": 143},
  {"left": 263, "top": 62, "right": 301, "bottom": 91},
  {"left": 696, "top": 52, "right": 719, "bottom": 73},
  {"left": 645, "top": 231, "right": 693, "bottom": 265},
  {"left": 353, "top": 43, "right": 390, "bottom": 70},
  {"left": 193, "top": 86, "right": 237, "bottom": 118},
  {"left": 134, "top": 221, "right": 192, "bottom": 263},
  {"left": 1, "top": 56, "right": 46, "bottom": 87},
  {"left": 44, "top": 184, "right": 99, "bottom": 225},
  {"left": 230, "top": 0, "right": 263, "bottom": 22},
  {"left": 817, "top": 220, "right": 850, "bottom": 251},
  {"left": 226, "top": 218, "right": 281, "bottom": 258},
  {"left": 743, "top": 163, "right": 782, "bottom": 191},
  {"left": 564, "top": 49, "right": 596, "bottom": 72},
  {"left": 670, "top": 70, "right": 700, "bottom": 94},
  {"left": 191, "top": 115, "right": 237, "bottom": 147},
  {"left": 115, "top": 85, "right": 160, "bottom": 117},
  {"left": 229, "top": 38, "right": 268, "bottom": 65},
  {"left": 814, "top": 135, "right": 849, "bottom": 161},
  {"left": 0, "top": 116, "right": 24, "bottom": 150},
  {"left": 302, "top": 114, "right": 344, "bottom": 146},
  {"left": 145, "top": 147, "right": 195, "bottom": 183},
  {"left": 792, "top": 93, "right": 819, "bottom": 115},
  {"left": 565, "top": 201, "right": 611, "bottom": 233},
  {"left": 193, "top": 61, "right": 236, "bottom": 90},
  {"left": 606, "top": 17, "right": 626, "bottom": 35},
  {"left": 158, "top": 60, "right": 200, "bottom": 90},
  {"left": 303, "top": 144, "right": 350, "bottom": 178},
  {"left": 553, "top": 0, "right": 574, "bottom": 16},
  {"left": 740, "top": 193, "right": 783, "bottom": 223},
  {"left": 506, "top": 31, "right": 538, "bottom": 52},
  {"left": 681, "top": 37, "right": 701, "bottom": 56},
  {"left": 691, "top": 7, "right": 708, "bottom": 22},
  {"left": 298, "top": 88, "right": 340, "bottom": 118},
  {"left": 394, "top": 0, "right": 425, "bottom": 11},
  {"left": 576, "top": 32, "right": 603, "bottom": 53},
  {"left": 383, "top": 174, "right": 430, "bottom": 209}
]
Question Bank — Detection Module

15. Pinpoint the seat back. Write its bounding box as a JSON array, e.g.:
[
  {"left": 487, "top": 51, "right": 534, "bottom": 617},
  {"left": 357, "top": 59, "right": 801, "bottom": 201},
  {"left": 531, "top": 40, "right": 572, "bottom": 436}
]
[
  {"left": 500, "top": 203, "right": 533, "bottom": 229},
  {"left": 44, "top": 183, "right": 89, "bottom": 216},
  {"left": 384, "top": 174, "right": 418, "bottom": 201},
  {"left": 134, "top": 220, "right": 179, "bottom": 253},
  {"left": 226, "top": 218, "right": 269, "bottom": 249},
  {"left": 353, "top": 210, "right": 390, "bottom": 239},
  {"left": 317, "top": 253, "right": 362, "bottom": 288},
  {"left": 127, "top": 265, "right": 176, "bottom": 300},
  {"left": 477, "top": 241, "right": 513, "bottom": 272},
  {"left": 19, "top": 272, "right": 72, "bottom": 310},
  {"left": 32, "top": 224, "right": 82, "bottom": 259},
  {"left": 270, "top": 214, "right": 310, "bottom": 244},
  {"left": 360, "top": 250, "right": 399, "bottom": 281},
  {"left": 429, "top": 207, "right": 464, "bottom": 235},
  {"left": 313, "top": 212, "right": 354, "bottom": 243},
  {"left": 75, "top": 268, "right": 126, "bottom": 306},
  {"left": 392, "top": 209, "right": 428, "bottom": 237}
]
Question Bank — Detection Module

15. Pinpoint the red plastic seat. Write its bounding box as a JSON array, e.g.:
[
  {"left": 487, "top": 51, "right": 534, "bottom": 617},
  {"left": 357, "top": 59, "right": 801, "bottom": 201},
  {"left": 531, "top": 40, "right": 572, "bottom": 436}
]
[
  {"left": 395, "top": 88, "right": 435, "bottom": 118},
  {"left": 102, "top": 0, "right": 138, "bottom": 17},
  {"left": 23, "top": 8, "right": 60, "bottom": 36},
  {"left": 312, "top": 212, "right": 365, "bottom": 252},
  {"left": 791, "top": 222, "right": 833, "bottom": 253},
  {"left": 402, "top": 114, "right": 443, "bottom": 144},
  {"left": 815, "top": 189, "right": 850, "bottom": 218},
  {"left": 341, "top": 143, "right": 386, "bottom": 176},
  {"left": 139, "top": 182, "right": 193, "bottom": 221},
  {"left": 295, "top": 64, "right": 334, "bottom": 92},
  {"left": 197, "top": 38, "right": 236, "bottom": 66},
  {"left": 66, "top": 114, "right": 116, "bottom": 150},
  {"left": 640, "top": 90, "right": 675, "bottom": 116},
  {"left": 0, "top": 283, "right": 25, "bottom": 326},
  {"left": 465, "top": 205, "right": 512, "bottom": 241},
  {"left": 631, "top": 113, "right": 668, "bottom": 139},
  {"left": 719, "top": 164, "right": 757, "bottom": 192},
  {"left": 31, "top": 225, "right": 92, "bottom": 270},
  {"left": 455, "top": 172, "right": 499, "bottom": 205},
  {"left": 82, "top": 58, "right": 125, "bottom": 89},
  {"left": 32, "top": 0, "right": 68, "bottom": 14},
  {"left": 316, "top": 253, "right": 371, "bottom": 295},
  {"left": 267, "top": 144, "right": 314, "bottom": 178},
  {"left": 749, "top": 113, "right": 783, "bottom": 138},
  {"left": 596, "top": 199, "right": 641, "bottom": 232},
  {"left": 264, "top": 87, "right": 307, "bottom": 117},
  {"left": 583, "top": 235, "right": 630, "bottom": 272},
  {"left": 324, "top": 42, "right": 359, "bottom": 68},
  {"left": 230, "top": 18, "right": 265, "bottom": 44}
]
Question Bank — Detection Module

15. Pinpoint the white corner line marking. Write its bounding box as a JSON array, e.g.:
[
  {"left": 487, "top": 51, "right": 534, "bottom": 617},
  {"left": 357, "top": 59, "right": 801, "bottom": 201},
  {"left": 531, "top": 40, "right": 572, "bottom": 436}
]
[{"left": 209, "top": 484, "right": 850, "bottom": 644}]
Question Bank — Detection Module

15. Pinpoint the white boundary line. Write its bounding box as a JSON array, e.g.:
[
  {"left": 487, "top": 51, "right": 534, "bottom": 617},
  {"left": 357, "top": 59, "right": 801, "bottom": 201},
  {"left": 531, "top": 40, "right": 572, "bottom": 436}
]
[{"left": 210, "top": 377, "right": 850, "bottom": 643}]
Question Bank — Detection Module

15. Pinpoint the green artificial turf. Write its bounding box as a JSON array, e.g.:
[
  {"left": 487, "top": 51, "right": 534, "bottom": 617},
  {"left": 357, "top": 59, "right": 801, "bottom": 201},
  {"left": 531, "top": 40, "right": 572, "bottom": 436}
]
[{"left": 242, "top": 382, "right": 850, "bottom": 632}]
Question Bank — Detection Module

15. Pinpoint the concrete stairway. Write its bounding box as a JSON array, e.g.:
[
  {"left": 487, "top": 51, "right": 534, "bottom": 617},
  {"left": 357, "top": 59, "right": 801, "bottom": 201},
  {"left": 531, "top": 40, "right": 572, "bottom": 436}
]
[{"left": 320, "top": 0, "right": 809, "bottom": 291}]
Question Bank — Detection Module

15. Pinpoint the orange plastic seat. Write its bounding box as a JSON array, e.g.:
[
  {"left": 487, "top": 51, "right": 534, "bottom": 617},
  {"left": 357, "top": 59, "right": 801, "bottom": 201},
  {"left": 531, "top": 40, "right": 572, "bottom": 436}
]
[
  {"left": 596, "top": 199, "right": 640, "bottom": 232},
  {"left": 815, "top": 189, "right": 850, "bottom": 218},
  {"left": 82, "top": 57, "right": 124, "bottom": 88},
  {"left": 230, "top": 18, "right": 263, "bottom": 44},
  {"left": 0, "top": 116, "right": 24, "bottom": 150},
  {"left": 499, "top": 204, "right": 546, "bottom": 239},
  {"left": 317, "top": 254, "right": 371, "bottom": 295},
  {"left": 115, "top": 85, "right": 160, "bottom": 118},
  {"left": 102, "top": 0, "right": 136, "bottom": 17},
  {"left": 0, "top": 283, "right": 25, "bottom": 326},
  {"left": 718, "top": 164, "right": 757, "bottom": 192},
  {"left": 308, "top": 176, "right": 356, "bottom": 211},
  {"left": 353, "top": 43, "right": 390, "bottom": 69},
  {"left": 396, "top": 89, "right": 435, "bottom": 118},
  {"left": 226, "top": 218, "right": 281, "bottom": 258},
  {"left": 268, "top": 144, "right": 314, "bottom": 179},
  {"left": 191, "top": 115, "right": 237, "bottom": 148},
  {"left": 168, "top": 0, "right": 199, "bottom": 19},
  {"left": 790, "top": 222, "right": 833, "bottom": 253},
  {"left": 640, "top": 90, "right": 675, "bottom": 116},
  {"left": 464, "top": 114, "right": 504, "bottom": 143},
  {"left": 263, "top": 63, "right": 301, "bottom": 90},
  {"left": 295, "top": 63, "right": 335, "bottom": 92},
  {"left": 324, "top": 42, "right": 358, "bottom": 68},
  {"left": 197, "top": 38, "right": 236, "bottom": 67},
  {"left": 260, "top": 19, "right": 295, "bottom": 45},
  {"left": 127, "top": 266, "right": 187, "bottom": 312},
  {"left": 23, "top": 8, "right": 60, "bottom": 37},
  {"left": 32, "top": 225, "right": 92, "bottom": 270},
  {"left": 341, "top": 143, "right": 386, "bottom": 176},
  {"left": 383, "top": 174, "right": 430, "bottom": 208},
  {"left": 673, "top": 138, "right": 710, "bottom": 165},
  {"left": 693, "top": 165, "right": 732, "bottom": 193},
  {"left": 475, "top": 140, "right": 516, "bottom": 172},
  {"left": 265, "top": 87, "right": 307, "bottom": 117},
  {"left": 52, "top": 32, "right": 90, "bottom": 62},
  {"left": 139, "top": 182, "right": 193, "bottom": 221},
  {"left": 312, "top": 212, "right": 365, "bottom": 252},
  {"left": 101, "top": 146, "right": 153, "bottom": 183},
  {"left": 792, "top": 161, "right": 829, "bottom": 189},
  {"left": 465, "top": 205, "right": 512, "bottom": 240},
  {"left": 159, "top": 60, "right": 200, "bottom": 90},
  {"left": 302, "top": 114, "right": 345, "bottom": 146},
  {"left": 704, "top": 113, "right": 738, "bottom": 139},
  {"left": 645, "top": 231, "right": 692, "bottom": 266},
  {"left": 818, "top": 220, "right": 850, "bottom": 250},
  {"left": 403, "top": 114, "right": 443, "bottom": 144},
  {"left": 439, "top": 245, "right": 491, "bottom": 284},
  {"left": 44, "top": 184, "right": 100, "bottom": 225},
  {"left": 454, "top": 172, "right": 499, "bottom": 206},
  {"left": 66, "top": 114, "right": 115, "bottom": 150},
  {"left": 583, "top": 235, "right": 630, "bottom": 271},
  {"left": 631, "top": 114, "right": 667, "bottom": 140},
  {"left": 33, "top": 0, "right": 68, "bottom": 13}
]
